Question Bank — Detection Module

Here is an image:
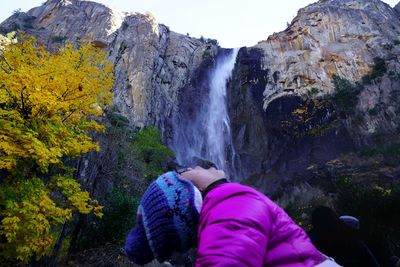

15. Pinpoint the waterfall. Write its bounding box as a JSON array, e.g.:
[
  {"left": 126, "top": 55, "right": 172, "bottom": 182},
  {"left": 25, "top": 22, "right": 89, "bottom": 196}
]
[
  {"left": 205, "top": 48, "right": 239, "bottom": 172},
  {"left": 172, "top": 48, "right": 239, "bottom": 178}
]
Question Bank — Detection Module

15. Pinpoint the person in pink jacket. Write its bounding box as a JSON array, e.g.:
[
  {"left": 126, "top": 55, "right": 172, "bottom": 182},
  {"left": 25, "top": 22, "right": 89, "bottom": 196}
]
[{"left": 180, "top": 166, "right": 340, "bottom": 267}]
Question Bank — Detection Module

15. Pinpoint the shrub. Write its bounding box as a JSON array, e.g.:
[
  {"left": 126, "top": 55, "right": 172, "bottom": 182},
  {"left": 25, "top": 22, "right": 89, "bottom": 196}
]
[
  {"left": 76, "top": 186, "right": 139, "bottom": 250},
  {"left": 362, "top": 74, "right": 372, "bottom": 85},
  {"left": 335, "top": 177, "right": 400, "bottom": 255},
  {"left": 145, "top": 11, "right": 156, "bottom": 21},
  {"left": 383, "top": 43, "right": 394, "bottom": 50},
  {"left": 131, "top": 127, "right": 175, "bottom": 180},
  {"left": 23, "top": 24, "right": 34, "bottom": 29},
  {"left": 359, "top": 141, "right": 400, "bottom": 165},
  {"left": 370, "top": 57, "right": 387, "bottom": 79},
  {"left": 307, "top": 87, "right": 320, "bottom": 98},
  {"left": 393, "top": 39, "right": 400, "bottom": 45},
  {"left": 332, "top": 75, "right": 360, "bottom": 116},
  {"left": 51, "top": 35, "right": 67, "bottom": 43},
  {"left": 362, "top": 57, "right": 387, "bottom": 85},
  {"left": 276, "top": 184, "right": 333, "bottom": 230},
  {"left": 388, "top": 70, "right": 396, "bottom": 77},
  {"left": 107, "top": 112, "right": 129, "bottom": 128},
  {"left": 12, "top": 8, "right": 21, "bottom": 15},
  {"left": 67, "top": 119, "right": 167, "bottom": 253},
  {"left": 101, "top": 187, "right": 139, "bottom": 244}
]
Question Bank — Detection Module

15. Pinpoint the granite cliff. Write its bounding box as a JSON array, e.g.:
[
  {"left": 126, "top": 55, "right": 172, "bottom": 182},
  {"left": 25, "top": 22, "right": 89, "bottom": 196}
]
[
  {"left": 1, "top": 0, "right": 399, "bottom": 195},
  {"left": 0, "top": 0, "right": 219, "bottom": 132},
  {"left": 228, "top": 0, "right": 400, "bottom": 193},
  {"left": 1, "top": 0, "right": 400, "bottom": 265}
]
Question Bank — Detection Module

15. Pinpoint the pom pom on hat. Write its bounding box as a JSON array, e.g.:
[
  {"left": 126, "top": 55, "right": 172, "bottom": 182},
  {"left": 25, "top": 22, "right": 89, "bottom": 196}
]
[{"left": 124, "top": 213, "right": 153, "bottom": 265}]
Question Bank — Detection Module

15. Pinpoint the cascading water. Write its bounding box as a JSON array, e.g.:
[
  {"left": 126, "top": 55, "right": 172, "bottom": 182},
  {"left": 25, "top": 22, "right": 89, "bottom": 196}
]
[
  {"left": 205, "top": 48, "right": 239, "bottom": 172},
  {"left": 172, "top": 48, "right": 239, "bottom": 178}
]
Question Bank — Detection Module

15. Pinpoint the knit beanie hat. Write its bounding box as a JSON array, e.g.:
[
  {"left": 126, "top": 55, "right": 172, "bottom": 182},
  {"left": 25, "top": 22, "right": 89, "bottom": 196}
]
[{"left": 125, "top": 171, "right": 203, "bottom": 265}]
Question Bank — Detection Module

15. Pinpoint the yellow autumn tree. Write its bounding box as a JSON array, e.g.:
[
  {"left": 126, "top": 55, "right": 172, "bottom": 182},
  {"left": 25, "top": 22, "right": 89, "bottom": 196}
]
[{"left": 0, "top": 34, "right": 114, "bottom": 263}]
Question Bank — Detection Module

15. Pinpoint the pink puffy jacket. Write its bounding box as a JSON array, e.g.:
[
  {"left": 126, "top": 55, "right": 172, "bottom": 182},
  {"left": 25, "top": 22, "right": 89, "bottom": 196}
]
[{"left": 196, "top": 182, "right": 325, "bottom": 267}]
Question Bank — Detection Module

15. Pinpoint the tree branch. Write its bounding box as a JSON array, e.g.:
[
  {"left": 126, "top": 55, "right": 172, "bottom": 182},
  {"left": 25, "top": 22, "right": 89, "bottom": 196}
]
[
  {"left": 62, "top": 109, "right": 77, "bottom": 123},
  {"left": 0, "top": 55, "right": 14, "bottom": 72}
]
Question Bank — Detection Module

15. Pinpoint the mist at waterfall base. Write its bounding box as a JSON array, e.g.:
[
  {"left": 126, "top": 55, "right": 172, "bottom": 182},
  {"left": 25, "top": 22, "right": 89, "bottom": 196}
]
[{"left": 172, "top": 48, "right": 239, "bottom": 179}]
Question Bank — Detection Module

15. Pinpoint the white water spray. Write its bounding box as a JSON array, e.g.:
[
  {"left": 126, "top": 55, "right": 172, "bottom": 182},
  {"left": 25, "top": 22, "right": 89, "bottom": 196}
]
[
  {"left": 206, "top": 48, "right": 239, "bottom": 171},
  {"left": 172, "top": 48, "right": 239, "bottom": 177}
]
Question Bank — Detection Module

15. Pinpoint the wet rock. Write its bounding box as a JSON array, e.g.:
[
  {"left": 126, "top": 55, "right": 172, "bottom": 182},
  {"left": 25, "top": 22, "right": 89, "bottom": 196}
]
[{"left": 2, "top": 0, "right": 399, "bottom": 194}]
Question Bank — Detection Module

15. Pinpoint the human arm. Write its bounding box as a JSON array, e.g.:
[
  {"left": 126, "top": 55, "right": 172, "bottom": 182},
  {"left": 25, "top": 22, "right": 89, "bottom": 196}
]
[
  {"left": 179, "top": 166, "right": 226, "bottom": 192},
  {"left": 194, "top": 183, "right": 271, "bottom": 267}
]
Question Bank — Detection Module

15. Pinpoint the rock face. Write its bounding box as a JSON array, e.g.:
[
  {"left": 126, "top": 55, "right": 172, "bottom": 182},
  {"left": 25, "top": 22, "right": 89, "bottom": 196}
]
[
  {"left": 258, "top": 0, "right": 400, "bottom": 143},
  {"left": 227, "top": 0, "right": 400, "bottom": 194},
  {"left": 395, "top": 1, "right": 400, "bottom": 14},
  {"left": 1, "top": 0, "right": 400, "bottom": 195},
  {"left": 0, "top": 0, "right": 219, "bottom": 131},
  {"left": 256, "top": 0, "right": 400, "bottom": 107},
  {"left": 229, "top": 48, "right": 355, "bottom": 195}
]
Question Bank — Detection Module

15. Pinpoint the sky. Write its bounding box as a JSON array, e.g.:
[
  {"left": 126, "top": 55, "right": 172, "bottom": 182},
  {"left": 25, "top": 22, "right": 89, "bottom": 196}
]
[{"left": 1, "top": 0, "right": 398, "bottom": 48}]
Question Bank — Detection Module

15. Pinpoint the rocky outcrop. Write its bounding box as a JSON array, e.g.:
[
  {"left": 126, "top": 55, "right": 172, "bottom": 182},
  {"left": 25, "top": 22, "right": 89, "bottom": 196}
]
[
  {"left": 395, "top": 1, "right": 400, "bottom": 14},
  {"left": 0, "top": 0, "right": 125, "bottom": 43},
  {"left": 229, "top": 48, "right": 355, "bottom": 195},
  {"left": 1, "top": 0, "right": 399, "bottom": 195},
  {"left": 256, "top": 0, "right": 400, "bottom": 107},
  {"left": 3, "top": 0, "right": 400, "bottom": 264},
  {"left": 228, "top": 0, "right": 400, "bottom": 194},
  {"left": 108, "top": 17, "right": 218, "bottom": 131},
  {"left": 0, "top": 0, "right": 219, "bottom": 131}
]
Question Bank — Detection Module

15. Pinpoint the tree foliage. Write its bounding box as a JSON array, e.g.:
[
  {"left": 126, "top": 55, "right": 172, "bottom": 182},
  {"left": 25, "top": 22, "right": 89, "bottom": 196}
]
[
  {"left": 336, "top": 177, "right": 400, "bottom": 255},
  {"left": 67, "top": 119, "right": 173, "bottom": 252},
  {"left": 332, "top": 75, "right": 360, "bottom": 116},
  {"left": 362, "top": 57, "right": 387, "bottom": 85},
  {"left": 131, "top": 127, "right": 174, "bottom": 180},
  {"left": 0, "top": 34, "right": 114, "bottom": 263},
  {"left": 75, "top": 186, "right": 139, "bottom": 250},
  {"left": 0, "top": 34, "right": 113, "bottom": 171}
]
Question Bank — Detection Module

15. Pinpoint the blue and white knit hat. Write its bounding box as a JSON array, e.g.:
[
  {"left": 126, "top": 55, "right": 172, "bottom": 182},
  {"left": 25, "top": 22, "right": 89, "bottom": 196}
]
[{"left": 125, "top": 171, "right": 203, "bottom": 265}]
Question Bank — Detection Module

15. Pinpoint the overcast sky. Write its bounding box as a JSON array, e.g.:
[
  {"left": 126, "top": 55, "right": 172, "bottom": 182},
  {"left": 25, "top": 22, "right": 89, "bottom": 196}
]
[{"left": 1, "top": 0, "right": 398, "bottom": 48}]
